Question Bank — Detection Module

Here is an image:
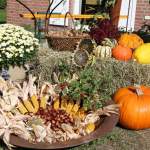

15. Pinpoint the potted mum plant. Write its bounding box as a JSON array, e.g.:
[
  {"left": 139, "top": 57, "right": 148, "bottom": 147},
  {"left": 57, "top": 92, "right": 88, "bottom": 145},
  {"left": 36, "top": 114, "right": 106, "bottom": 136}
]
[{"left": 0, "top": 24, "right": 39, "bottom": 80}]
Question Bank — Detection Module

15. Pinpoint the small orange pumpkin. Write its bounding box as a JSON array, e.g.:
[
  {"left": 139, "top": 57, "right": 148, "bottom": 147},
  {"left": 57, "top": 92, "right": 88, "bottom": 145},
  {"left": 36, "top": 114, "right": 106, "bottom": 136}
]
[
  {"left": 114, "top": 85, "right": 150, "bottom": 130},
  {"left": 112, "top": 45, "right": 132, "bottom": 61},
  {"left": 118, "top": 33, "right": 144, "bottom": 49}
]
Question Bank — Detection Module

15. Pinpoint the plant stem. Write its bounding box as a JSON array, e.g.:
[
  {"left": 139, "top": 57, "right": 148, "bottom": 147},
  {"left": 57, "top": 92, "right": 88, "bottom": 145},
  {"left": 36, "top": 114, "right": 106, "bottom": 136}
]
[{"left": 134, "top": 84, "right": 143, "bottom": 95}]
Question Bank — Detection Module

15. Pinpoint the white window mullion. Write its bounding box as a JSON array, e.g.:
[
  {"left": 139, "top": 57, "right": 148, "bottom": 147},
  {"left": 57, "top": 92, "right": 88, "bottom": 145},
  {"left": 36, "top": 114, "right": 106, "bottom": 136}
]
[
  {"left": 73, "top": 0, "right": 82, "bottom": 14},
  {"left": 49, "top": 0, "right": 70, "bottom": 26},
  {"left": 118, "top": 0, "right": 137, "bottom": 31}
]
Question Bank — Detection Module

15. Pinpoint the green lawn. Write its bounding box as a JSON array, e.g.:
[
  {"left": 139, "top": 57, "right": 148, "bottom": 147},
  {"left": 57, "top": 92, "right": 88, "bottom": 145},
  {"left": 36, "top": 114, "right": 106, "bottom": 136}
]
[{"left": 0, "top": 9, "right": 6, "bottom": 23}]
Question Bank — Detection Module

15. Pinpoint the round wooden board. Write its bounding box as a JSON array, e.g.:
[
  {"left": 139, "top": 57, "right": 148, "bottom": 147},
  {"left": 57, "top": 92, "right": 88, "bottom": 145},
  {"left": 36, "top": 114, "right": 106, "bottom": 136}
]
[{"left": 9, "top": 101, "right": 119, "bottom": 149}]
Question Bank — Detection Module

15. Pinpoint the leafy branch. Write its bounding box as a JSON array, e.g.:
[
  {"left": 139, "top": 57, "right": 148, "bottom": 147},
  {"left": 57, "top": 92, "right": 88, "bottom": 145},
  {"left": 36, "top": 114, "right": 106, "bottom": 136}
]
[{"left": 61, "top": 67, "right": 103, "bottom": 110}]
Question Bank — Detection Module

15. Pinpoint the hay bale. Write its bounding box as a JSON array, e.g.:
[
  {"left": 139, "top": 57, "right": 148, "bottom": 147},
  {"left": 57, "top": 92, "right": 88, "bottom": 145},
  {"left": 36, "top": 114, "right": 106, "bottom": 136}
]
[
  {"left": 31, "top": 48, "right": 72, "bottom": 82},
  {"left": 31, "top": 49, "right": 150, "bottom": 100},
  {"left": 91, "top": 59, "right": 150, "bottom": 100}
]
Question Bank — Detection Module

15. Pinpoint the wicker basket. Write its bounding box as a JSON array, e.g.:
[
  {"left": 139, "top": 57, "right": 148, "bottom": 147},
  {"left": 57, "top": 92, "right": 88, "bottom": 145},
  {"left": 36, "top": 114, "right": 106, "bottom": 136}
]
[{"left": 45, "top": 12, "right": 90, "bottom": 51}]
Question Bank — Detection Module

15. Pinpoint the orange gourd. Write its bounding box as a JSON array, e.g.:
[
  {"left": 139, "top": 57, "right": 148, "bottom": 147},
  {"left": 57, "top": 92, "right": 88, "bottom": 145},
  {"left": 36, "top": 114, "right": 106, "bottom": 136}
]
[
  {"left": 114, "top": 85, "right": 150, "bottom": 130},
  {"left": 118, "top": 33, "right": 144, "bottom": 49},
  {"left": 112, "top": 45, "right": 132, "bottom": 61}
]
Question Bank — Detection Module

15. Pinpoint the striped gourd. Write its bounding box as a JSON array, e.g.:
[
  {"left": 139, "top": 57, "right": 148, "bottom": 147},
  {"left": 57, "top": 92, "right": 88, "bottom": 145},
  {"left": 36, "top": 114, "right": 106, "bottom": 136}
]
[
  {"left": 94, "top": 45, "right": 112, "bottom": 58},
  {"left": 101, "top": 38, "right": 117, "bottom": 49}
]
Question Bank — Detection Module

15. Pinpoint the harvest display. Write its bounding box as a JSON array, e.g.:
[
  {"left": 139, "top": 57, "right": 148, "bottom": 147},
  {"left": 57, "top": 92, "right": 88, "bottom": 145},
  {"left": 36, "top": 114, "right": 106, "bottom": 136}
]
[
  {"left": 1, "top": 0, "right": 150, "bottom": 148},
  {"left": 83, "top": 19, "right": 150, "bottom": 64},
  {"left": 0, "top": 75, "right": 118, "bottom": 148},
  {"left": 0, "top": 18, "right": 149, "bottom": 150},
  {"left": 70, "top": 19, "right": 150, "bottom": 132}
]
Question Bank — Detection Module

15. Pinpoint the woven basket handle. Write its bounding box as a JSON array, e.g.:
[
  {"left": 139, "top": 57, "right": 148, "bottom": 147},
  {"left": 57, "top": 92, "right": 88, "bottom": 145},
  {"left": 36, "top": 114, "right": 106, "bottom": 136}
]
[
  {"left": 45, "top": 0, "right": 54, "bottom": 34},
  {"left": 64, "top": 12, "right": 76, "bottom": 30}
]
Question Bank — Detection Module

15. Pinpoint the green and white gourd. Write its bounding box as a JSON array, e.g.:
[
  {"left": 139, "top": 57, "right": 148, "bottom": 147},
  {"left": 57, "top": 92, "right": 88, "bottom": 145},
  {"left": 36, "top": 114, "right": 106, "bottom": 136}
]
[
  {"left": 94, "top": 45, "right": 112, "bottom": 58},
  {"left": 101, "top": 38, "right": 117, "bottom": 49}
]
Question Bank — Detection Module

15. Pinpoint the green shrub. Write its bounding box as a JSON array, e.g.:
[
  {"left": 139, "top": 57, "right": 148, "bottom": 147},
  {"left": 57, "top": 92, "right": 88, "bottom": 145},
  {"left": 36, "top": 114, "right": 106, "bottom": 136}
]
[
  {"left": 0, "top": 0, "right": 6, "bottom": 9},
  {"left": 0, "top": 9, "right": 6, "bottom": 23}
]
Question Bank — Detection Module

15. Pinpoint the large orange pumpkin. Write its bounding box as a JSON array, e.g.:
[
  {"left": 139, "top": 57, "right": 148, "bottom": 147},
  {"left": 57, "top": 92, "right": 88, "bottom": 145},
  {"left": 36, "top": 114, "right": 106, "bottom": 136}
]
[
  {"left": 112, "top": 45, "right": 132, "bottom": 61},
  {"left": 118, "top": 33, "right": 144, "bottom": 49},
  {"left": 114, "top": 85, "right": 150, "bottom": 130}
]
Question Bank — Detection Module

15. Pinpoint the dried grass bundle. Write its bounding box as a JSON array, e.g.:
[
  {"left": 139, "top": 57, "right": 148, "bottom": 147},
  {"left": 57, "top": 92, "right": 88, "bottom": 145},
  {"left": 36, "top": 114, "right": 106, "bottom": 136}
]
[{"left": 31, "top": 49, "right": 150, "bottom": 101}]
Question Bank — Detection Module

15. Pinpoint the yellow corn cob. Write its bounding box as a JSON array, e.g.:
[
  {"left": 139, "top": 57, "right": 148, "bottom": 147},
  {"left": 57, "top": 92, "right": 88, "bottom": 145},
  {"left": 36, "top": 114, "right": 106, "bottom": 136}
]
[
  {"left": 66, "top": 99, "right": 74, "bottom": 114},
  {"left": 77, "top": 108, "right": 86, "bottom": 120},
  {"left": 71, "top": 100, "right": 80, "bottom": 116},
  {"left": 31, "top": 95, "right": 39, "bottom": 113},
  {"left": 23, "top": 100, "right": 35, "bottom": 113},
  {"left": 53, "top": 97, "right": 60, "bottom": 110},
  {"left": 70, "top": 104, "right": 80, "bottom": 116},
  {"left": 18, "top": 102, "right": 28, "bottom": 114},
  {"left": 85, "top": 123, "right": 95, "bottom": 134},
  {"left": 40, "top": 96, "right": 47, "bottom": 109},
  {"left": 61, "top": 96, "right": 68, "bottom": 110}
]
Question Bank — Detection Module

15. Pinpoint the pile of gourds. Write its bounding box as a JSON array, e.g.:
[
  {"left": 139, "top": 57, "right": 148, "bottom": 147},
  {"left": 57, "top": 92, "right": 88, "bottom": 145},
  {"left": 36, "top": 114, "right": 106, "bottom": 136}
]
[
  {"left": 113, "top": 33, "right": 150, "bottom": 63},
  {"left": 93, "top": 38, "right": 117, "bottom": 58},
  {"left": 93, "top": 33, "right": 150, "bottom": 64}
]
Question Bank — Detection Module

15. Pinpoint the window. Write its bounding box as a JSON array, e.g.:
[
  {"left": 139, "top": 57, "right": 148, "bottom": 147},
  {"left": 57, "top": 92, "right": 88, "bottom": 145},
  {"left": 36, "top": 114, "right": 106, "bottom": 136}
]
[
  {"left": 49, "top": 0, "right": 69, "bottom": 26},
  {"left": 81, "top": 0, "right": 98, "bottom": 14}
]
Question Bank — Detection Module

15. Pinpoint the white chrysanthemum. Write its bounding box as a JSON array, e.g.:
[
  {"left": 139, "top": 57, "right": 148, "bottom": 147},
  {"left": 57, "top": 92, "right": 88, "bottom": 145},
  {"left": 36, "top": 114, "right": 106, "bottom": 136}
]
[
  {"left": 5, "top": 52, "right": 13, "bottom": 58},
  {"left": 26, "top": 49, "right": 31, "bottom": 53},
  {"left": 30, "top": 46, "right": 34, "bottom": 51},
  {"left": 20, "top": 45, "right": 24, "bottom": 49},
  {"left": 0, "top": 24, "right": 39, "bottom": 66},
  {"left": 1, "top": 43, "right": 7, "bottom": 47},
  {"left": 20, "top": 54, "right": 23, "bottom": 57}
]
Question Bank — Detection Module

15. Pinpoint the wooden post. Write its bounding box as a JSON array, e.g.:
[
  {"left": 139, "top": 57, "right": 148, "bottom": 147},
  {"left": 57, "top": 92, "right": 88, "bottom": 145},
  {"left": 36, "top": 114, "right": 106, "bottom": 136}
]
[{"left": 111, "top": 0, "right": 122, "bottom": 27}]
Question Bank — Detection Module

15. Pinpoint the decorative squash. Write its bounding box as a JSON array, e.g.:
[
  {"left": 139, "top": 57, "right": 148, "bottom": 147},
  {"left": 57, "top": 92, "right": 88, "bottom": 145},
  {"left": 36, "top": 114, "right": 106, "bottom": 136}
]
[
  {"left": 112, "top": 45, "right": 132, "bottom": 61},
  {"left": 114, "top": 85, "right": 150, "bottom": 130},
  {"left": 118, "top": 33, "right": 144, "bottom": 49},
  {"left": 133, "top": 43, "right": 150, "bottom": 64},
  {"left": 101, "top": 38, "right": 117, "bottom": 48},
  {"left": 93, "top": 45, "right": 112, "bottom": 58}
]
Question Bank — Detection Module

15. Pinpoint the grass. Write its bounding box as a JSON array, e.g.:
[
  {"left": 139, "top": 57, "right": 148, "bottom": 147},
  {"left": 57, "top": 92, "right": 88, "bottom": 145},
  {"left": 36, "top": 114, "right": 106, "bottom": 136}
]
[{"left": 0, "top": 9, "right": 6, "bottom": 23}]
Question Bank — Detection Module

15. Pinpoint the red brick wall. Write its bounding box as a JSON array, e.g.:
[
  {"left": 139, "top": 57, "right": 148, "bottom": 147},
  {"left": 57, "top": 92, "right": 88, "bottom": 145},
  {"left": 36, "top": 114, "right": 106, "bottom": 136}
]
[
  {"left": 7, "top": 0, "right": 49, "bottom": 26},
  {"left": 135, "top": 0, "right": 150, "bottom": 31}
]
